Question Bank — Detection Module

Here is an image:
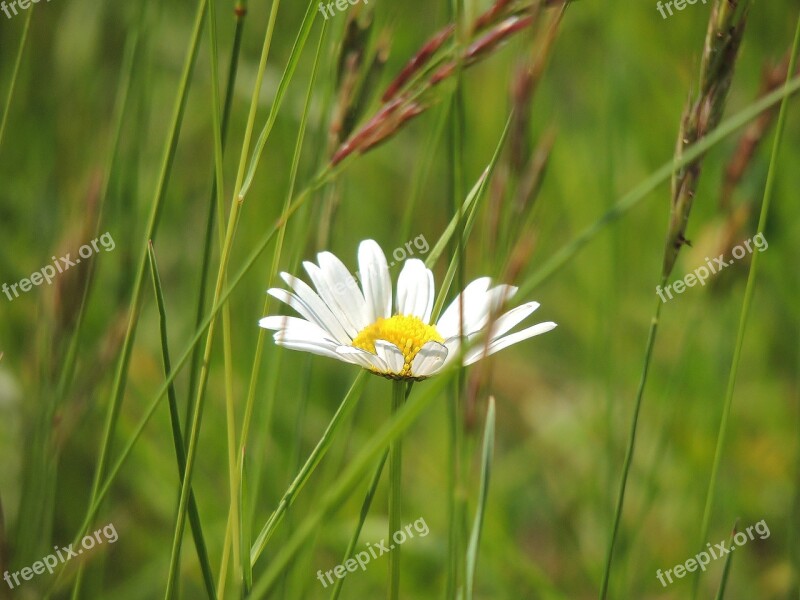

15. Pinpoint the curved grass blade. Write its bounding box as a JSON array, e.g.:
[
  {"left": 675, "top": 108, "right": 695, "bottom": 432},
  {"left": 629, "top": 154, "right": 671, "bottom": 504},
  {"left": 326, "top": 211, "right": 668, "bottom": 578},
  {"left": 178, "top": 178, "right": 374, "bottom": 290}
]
[
  {"left": 329, "top": 450, "right": 389, "bottom": 600},
  {"left": 147, "top": 243, "right": 217, "bottom": 599},
  {"left": 249, "top": 369, "right": 456, "bottom": 597},
  {"left": 237, "top": 17, "right": 330, "bottom": 591},
  {"left": 249, "top": 371, "right": 368, "bottom": 566}
]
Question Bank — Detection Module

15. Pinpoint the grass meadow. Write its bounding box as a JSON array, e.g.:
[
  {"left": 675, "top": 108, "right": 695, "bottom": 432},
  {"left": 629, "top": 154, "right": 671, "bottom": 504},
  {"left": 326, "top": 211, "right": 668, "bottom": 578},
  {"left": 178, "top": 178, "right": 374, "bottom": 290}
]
[{"left": 1, "top": 0, "right": 799, "bottom": 598}]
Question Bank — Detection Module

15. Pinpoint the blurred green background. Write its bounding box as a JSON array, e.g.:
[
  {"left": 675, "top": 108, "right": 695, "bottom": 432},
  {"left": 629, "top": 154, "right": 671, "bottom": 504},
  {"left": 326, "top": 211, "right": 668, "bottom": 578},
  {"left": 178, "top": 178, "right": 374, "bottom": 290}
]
[{"left": 0, "top": 0, "right": 798, "bottom": 598}]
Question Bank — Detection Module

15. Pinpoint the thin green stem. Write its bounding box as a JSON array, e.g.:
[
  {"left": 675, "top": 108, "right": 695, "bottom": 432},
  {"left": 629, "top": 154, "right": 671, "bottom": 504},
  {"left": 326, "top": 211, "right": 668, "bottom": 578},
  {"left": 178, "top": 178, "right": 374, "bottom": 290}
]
[
  {"left": 186, "top": 0, "right": 247, "bottom": 439},
  {"left": 205, "top": 0, "right": 243, "bottom": 586},
  {"left": 388, "top": 381, "right": 405, "bottom": 600},
  {"left": 0, "top": 6, "right": 33, "bottom": 153},
  {"left": 692, "top": 11, "right": 800, "bottom": 599},
  {"left": 465, "top": 398, "right": 496, "bottom": 600},
  {"left": 599, "top": 284, "right": 665, "bottom": 599}
]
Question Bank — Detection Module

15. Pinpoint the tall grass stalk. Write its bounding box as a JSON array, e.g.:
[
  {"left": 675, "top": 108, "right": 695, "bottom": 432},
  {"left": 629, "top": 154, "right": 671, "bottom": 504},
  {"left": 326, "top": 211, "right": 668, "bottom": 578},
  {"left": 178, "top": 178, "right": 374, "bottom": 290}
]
[
  {"left": 186, "top": 0, "right": 248, "bottom": 436},
  {"left": 599, "top": 285, "right": 665, "bottom": 598},
  {"left": 516, "top": 72, "right": 800, "bottom": 297},
  {"left": 167, "top": 0, "right": 323, "bottom": 593},
  {"left": 147, "top": 244, "right": 217, "bottom": 599},
  {"left": 70, "top": 1, "right": 209, "bottom": 596},
  {"left": 692, "top": 11, "right": 800, "bottom": 597},
  {"left": 238, "top": 16, "right": 329, "bottom": 595}
]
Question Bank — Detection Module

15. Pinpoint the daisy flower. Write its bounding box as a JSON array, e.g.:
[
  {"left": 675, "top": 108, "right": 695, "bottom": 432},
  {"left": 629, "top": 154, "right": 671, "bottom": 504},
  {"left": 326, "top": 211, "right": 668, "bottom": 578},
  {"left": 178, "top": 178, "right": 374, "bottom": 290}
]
[{"left": 259, "top": 240, "right": 556, "bottom": 380}]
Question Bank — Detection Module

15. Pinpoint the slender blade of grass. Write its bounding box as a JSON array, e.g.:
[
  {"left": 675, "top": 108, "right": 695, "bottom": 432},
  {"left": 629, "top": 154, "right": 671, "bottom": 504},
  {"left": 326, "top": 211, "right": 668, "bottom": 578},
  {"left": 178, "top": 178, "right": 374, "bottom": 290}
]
[
  {"left": 517, "top": 72, "right": 800, "bottom": 297},
  {"left": 249, "top": 369, "right": 456, "bottom": 597},
  {"left": 713, "top": 522, "right": 738, "bottom": 600},
  {"left": 329, "top": 450, "right": 389, "bottom": 600},
  {"left": 465, "top": 397, "right": 495, "bottom": 599},
  {"left": 69, "top": 0, "right": 210, "bottom": 596},
  {"left": 147, "top": 243, "right": 217, "bottom": 600},
  {"left": 693, "top": 10, "right": 800, "bottom": 597},
  {"left": 249, "top": 371, "right": 369, "bottom": 566},
  {"left": 0, "top": 6, "right": 33, "bottom": 153}
]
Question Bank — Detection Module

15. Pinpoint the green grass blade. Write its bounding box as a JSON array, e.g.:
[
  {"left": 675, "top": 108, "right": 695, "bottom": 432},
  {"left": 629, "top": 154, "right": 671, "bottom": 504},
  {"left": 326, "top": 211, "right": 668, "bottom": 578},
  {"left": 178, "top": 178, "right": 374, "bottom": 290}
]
[
  {"left": 329, "top": 450, "right": 389, "bottom": 600},
  {"left": 517, "top": 73, "right": 800, "bottom": 297},
  {"left": 186, "top": 0, "right": 248, "bottom": 436},
  {"left": 147, "top": 243, "right": 218, "bottom": 600},
  {"left": 249, "top": 370, "right": 456, "bottom": 597},
  {"left": 239, "top": 0, "right": 319, "bottom": 199},
  {"left": 249, "top": 371, "right": 368, "bottom": 566},
  {"left": 465, "top": 397, "right": 495, "bottom": 600},
  {"left": 694, "top": 10, "right": 800, "bottom": 596},
  {"left": 599, "top": 291, "right": 665, "bottom": 599},
  {"left": 69, "top": 0, "right": 210, "bottom": 596},
  {"left": 429, "top": 114, "right": 512, "bottom": 321},
  {"left": 714, "top": 522, "right": 739, "bottom": 600},
  {"left": 0, "top": 6, "right": 33, "bottom": 153}
]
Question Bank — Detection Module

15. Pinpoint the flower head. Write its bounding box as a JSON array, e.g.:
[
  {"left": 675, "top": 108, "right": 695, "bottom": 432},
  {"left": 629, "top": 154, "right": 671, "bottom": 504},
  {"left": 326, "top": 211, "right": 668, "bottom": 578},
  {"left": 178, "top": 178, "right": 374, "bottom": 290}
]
[{"left": 259, "top": 240, "right": 556, "bottom": 380}]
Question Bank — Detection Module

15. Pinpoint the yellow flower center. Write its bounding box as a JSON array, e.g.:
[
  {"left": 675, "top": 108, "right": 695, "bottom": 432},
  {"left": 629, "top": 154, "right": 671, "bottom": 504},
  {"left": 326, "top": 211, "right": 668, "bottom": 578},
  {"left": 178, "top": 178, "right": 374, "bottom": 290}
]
[{"left": 351, "top": 314, "right": 444, "bottom": 378}]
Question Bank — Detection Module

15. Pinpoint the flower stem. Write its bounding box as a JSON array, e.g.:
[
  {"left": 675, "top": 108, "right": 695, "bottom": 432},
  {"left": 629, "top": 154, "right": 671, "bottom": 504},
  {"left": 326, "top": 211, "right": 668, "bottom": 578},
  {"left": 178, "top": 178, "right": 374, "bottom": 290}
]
[{"left": 388, "top": 380, "right": 405, "bottom": 599}]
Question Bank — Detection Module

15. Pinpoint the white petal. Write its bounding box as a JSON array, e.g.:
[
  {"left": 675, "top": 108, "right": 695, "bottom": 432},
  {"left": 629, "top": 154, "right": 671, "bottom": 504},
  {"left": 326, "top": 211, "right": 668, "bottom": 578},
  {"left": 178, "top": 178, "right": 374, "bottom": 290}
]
[
  {"left": 410, "top": 341, "right": 448, "bottom": 377},
  {"left": 437, "top": 279, "right": 517, "bottom": 339},
  {"left": 464, "top": 321, "right": 557, "bottom": 366},
  {"left": 358, "top": 240, "right": 392, "bottom": 322},
  {"left": 375, "top": 341, "right": 406, "bottom": 375},
  {"left": 317, "top": 251, "right": 370, "bottom": 329},
  {"left": 273, "top": 338, "right": 343, "bottom": 361},
  {"left": 279, "top": 272, "right": 351, "bottom": 343},
  {"left": 436, "top": 277, "right": 492, "bottom": 339},
  {"left": 440, "top": 333, "right": 481, "bottom": 369},
  {"left": 258, "top": 315, "right": 336, "bottom": 344},
  {"left": 268, "top": 288, "right": 349, "bottom": 341},
  {"left": 336, "top": 346, "right": 388, "bottom": 371},
  {"left": 395, "top": 259, "right": 434, "bottom": 322},
  {"left": 303, "top": 261, "right": 361, "bottom": 338},
  {"left": 487, "top": 301, "right": 540, "bottom": 340}
]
